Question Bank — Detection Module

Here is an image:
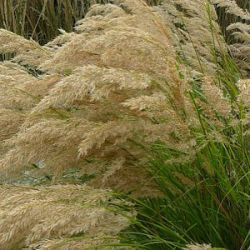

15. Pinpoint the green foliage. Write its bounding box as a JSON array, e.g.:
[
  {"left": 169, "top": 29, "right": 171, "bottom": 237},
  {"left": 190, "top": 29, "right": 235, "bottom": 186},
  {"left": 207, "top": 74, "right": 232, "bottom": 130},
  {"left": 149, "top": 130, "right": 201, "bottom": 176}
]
[
  {"left": 118, "top": 4, "right": 250, "bottom": 250},
  {"left": 120, "top": 70, "right": 250, "bottom": 249}
]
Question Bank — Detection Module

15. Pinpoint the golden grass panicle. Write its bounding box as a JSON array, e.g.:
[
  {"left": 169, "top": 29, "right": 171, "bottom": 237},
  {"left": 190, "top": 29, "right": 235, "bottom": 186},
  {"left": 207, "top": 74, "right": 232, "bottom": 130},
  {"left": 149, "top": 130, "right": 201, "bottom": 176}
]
[
  {"left": 0, "top": 0, "right": 193, "bottom": 194},
  {"left": 238, "top": 78, "right": 250, "bottom": 107},
  {"left": 211, "top": 0, "right": 250, "bottom": 21},
  {"left": 183, "top": 243, "right": 212, "bottom": 250},
  {"left": 201, "top": 76, "right": 232, "bottom": 117},
  {"left": 0, "top": 185, "right": 133, "bottom": 249},
  {"left": 0, "top": 29, "right": 52, "bottom": 67},
  {"left": 0, "top": 0, "right": 236, "bottom": 195},
  {"left": 158, "top": 0, "right": 225, "bottom": 74}
]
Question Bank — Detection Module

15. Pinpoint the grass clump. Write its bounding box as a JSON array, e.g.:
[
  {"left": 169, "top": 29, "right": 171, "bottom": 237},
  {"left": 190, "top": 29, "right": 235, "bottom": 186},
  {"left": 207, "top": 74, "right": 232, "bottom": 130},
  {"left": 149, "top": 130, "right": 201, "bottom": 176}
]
[
  {"left": 0, "top": 0, "right": 115, "bottom": 44},
  {"left": 117, "top": 4, "right": 250, "bottom": 248},
  {"left": 0, "top": 0, "right": 162, "bottom": 44},
  {"left": 118, "top": 4, "right": 250, "bottom": 249},
  {"left": 0, "top": 0, "right": 249, "bottom": 249},
  {"left": 124, "top": 119, "right": 250, "bottom": 249},
  {"left": 120, "top": 47, "right": 250, "bottom": 250}
]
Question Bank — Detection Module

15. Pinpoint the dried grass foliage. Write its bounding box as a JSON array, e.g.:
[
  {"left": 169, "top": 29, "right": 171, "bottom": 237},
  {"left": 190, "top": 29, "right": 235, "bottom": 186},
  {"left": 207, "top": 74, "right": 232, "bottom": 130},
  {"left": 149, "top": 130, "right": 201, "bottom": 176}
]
[
  {"left": 211, "top": 0, "right": 250, "bottom": 76},
  {"left": 0, "top": 0, "right": 194, "bottom": 194},
  {"left": 227, "top": 23, "right": 250, "bottom": 76},
  {"left": 183, "top": 244, "right": 212, "bottom": 250},
  {"left": 0, "top": 185, "right": 133, "bottom": 249},
  {"left": 0, "top": 29, "right": 52, "bottom": 67},
  {"left": 238, "top": 78, "right": 250, "bottom": 107},
  {"left": 212, "top": 0, "right": 250, "bottom": 21},
  {"left": 0, "top": 0, "right": 248, "bottom": 188},
  {"left": 0, "top": 0, "right": 247, "bottom": 190},
  {"left": 0, "top": 0, "right": 249, "bottom": 248},
  {"left": 157, "top": 0, "right": 225, "bottom": 75},
  {"left": 0, "top": 0, "right": 162, "bottom": 45}
]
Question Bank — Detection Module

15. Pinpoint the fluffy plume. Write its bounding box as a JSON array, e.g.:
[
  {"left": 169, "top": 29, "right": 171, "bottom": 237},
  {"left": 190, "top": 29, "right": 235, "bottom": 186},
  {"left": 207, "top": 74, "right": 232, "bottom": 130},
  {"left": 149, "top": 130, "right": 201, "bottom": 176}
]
[
  {"left": 0, "top": 108, "right": 25, "bottom": 141},
  {"left": 157, "top": 0, "right": 225, "bottom": 75},
  {"left": 228, "top": 27, "right": 250, "bottom": 76},
  {"left": 0, "top": 0, "right": 245, "bottom": 193},
  {"left": 237, "top": 79, "right": 250, "bottom": 107},
  {"left": 183, "top": 243, "right": 212, "bottom": 250},
  {"left": 0, "top": 185, "right": 133, "bottom": 249},
  {"left": 0, "top": 29, "right": 52, "bottom": 67},
  {"left": 211, "top": 0, "right": 250, "bottom": 76},
  {"left": 0, "top": 1, "right": 249, "bottom": 249},
  {"left": 1, "top": 0, "right": 245, "bottom": 194},
  {"left": 201, "top": 76, "right": 231, "bottom": 117},
  {"left": 0, "top": 0, "right": 194, "bottom": 194},
  {"left": 0, "top": 61, "right": 60, "bottom": 148},
  {"left": 211, "top": 0, "right": 250, "bottom": 21}
]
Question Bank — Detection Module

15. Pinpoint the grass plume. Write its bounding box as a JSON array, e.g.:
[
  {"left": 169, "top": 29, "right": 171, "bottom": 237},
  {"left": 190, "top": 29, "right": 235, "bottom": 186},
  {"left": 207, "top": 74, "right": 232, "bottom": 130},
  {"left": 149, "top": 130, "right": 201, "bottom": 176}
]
[{"left": 0, "top": 0, "right": 249, "bottom": 249}]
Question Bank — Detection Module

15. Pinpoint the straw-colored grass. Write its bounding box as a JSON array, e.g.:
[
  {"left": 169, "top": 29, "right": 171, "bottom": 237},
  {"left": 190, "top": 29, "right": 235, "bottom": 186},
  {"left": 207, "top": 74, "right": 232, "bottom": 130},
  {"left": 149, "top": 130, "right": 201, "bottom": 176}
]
[
  {"left": 0, "top": 0, "right": 162, "bottom": 44},
  {"left": 211, "top": 0, "right": 250, "bottom": 76},
  {"left": 0, "top": 0, "right": 249, "bottom": 249}
]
